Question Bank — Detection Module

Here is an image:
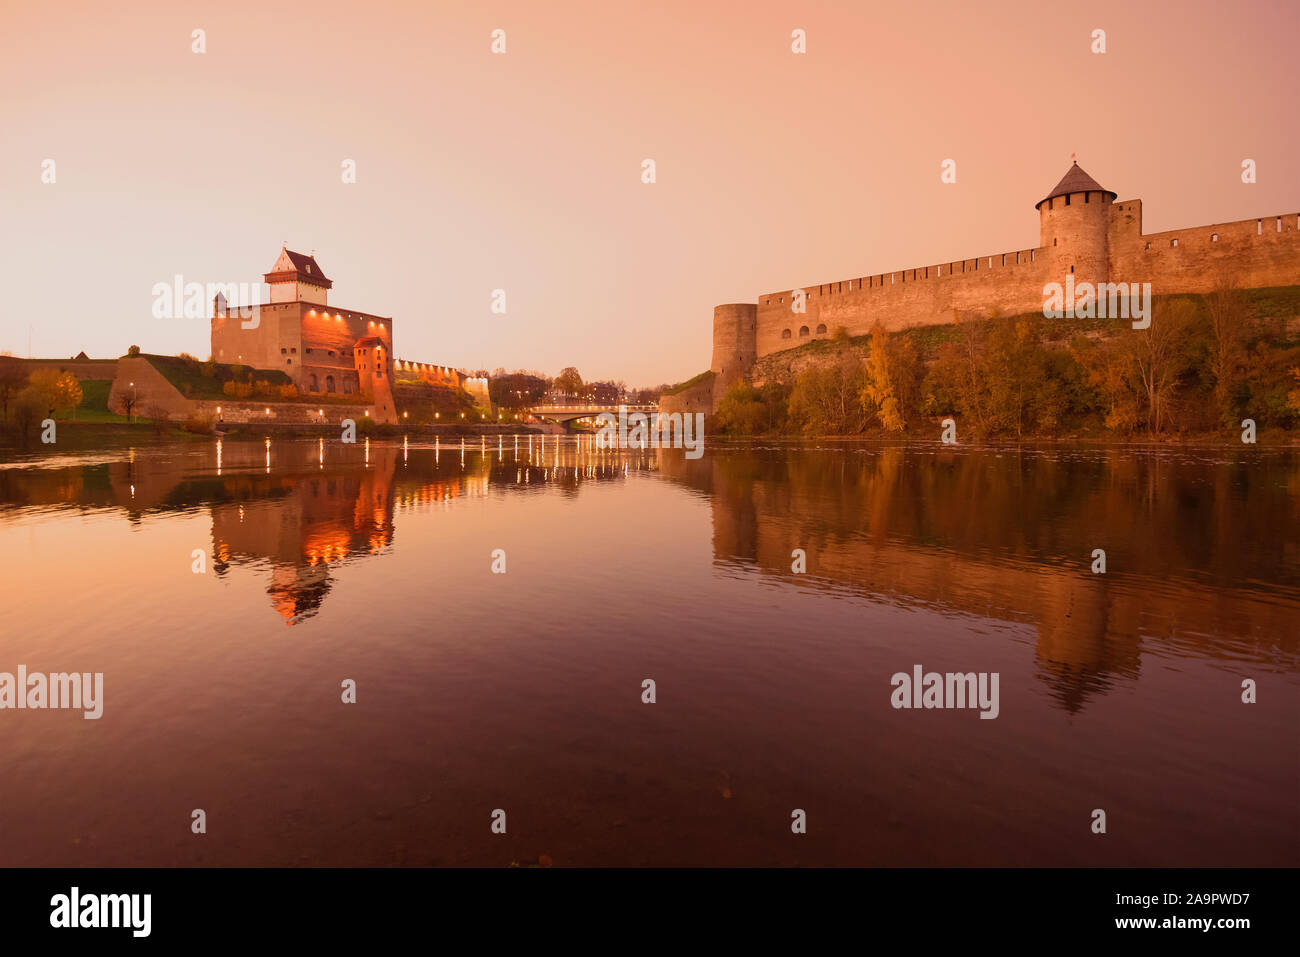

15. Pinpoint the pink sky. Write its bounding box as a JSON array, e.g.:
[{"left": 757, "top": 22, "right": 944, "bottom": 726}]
[{"left": 1, "top": 0, "right": 1297, "bottom": 385}]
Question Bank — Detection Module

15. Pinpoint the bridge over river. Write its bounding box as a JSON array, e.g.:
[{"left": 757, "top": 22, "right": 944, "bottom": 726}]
[{"left": 525, "top": 403, "right": 660, "bottom": 426}]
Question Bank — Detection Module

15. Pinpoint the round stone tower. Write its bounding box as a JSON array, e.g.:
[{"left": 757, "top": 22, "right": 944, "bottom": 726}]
[
  {"left": 710, "top": 303, "right": 758, "bottom": 385},
  {"left": 1036, "top": 161, "right": 1116, "bottom": 288}
]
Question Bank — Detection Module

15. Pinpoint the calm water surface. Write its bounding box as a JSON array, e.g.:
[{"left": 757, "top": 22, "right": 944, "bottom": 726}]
[{"left": 0, "top": 435, "right": 1296, "bottom": 866}]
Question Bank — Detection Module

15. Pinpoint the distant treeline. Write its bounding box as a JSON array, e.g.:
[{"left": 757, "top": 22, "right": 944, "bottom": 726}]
[{"left": 716, "top": 284, "right": 1300, "bottom": 438}]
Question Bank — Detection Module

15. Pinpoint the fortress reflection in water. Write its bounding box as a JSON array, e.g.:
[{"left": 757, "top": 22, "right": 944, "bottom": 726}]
[
  {"left": 656, "top": 445, "right": 1299, "bottom": 713},
  {"left": 1, "top": 439, "right": 1294, "bottom": 711}
]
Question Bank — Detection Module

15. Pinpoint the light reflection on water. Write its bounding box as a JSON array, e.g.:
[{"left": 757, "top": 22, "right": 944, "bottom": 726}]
[{"left": 0, "top": 436, "right": 1295, "bottom": 866}]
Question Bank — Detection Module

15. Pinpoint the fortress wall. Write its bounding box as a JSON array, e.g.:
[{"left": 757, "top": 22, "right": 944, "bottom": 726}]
[
  {"left": 394, "top": 362, "right": 463, "bottom": 389},
  {"left": 200, "top": 399, "right": 375, "bottom": 426},
  {"left": 107, "top": 356, "right": 189, "bottom": 417},
  {"left": 300, "top": 304, "right": 392, "bottom": 394},
  {"left": 105, "top": 358, "right": 379, "bottom": 423},
  {"left": 710, "top": 304, "right": 757, "bottom": 392},
  {"left": 462, "top": 377, "right": 492, "bottom": 412},
  {"left": 748, "top": 207, "right": 1300, "bottom": 366},
  {"left": 1110, "top": 209, "right": 1300, "bottom": 294},
  {"left": 211, "top": 302, "right": 299, "bottom": 373},
  {"left": 212, "top": 303, "right": 395, "bottom": 393},
  {"left": 658, "top": 376, "right": 715, "bottom": 418},
  {"left": 753, "top": 247, "right": 1050, "bottom": 359},
  {"left": 18, "top": 358, "right": 119, "bottom": 381}
]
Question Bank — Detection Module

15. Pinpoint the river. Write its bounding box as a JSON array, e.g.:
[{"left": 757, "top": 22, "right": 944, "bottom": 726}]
[{"left": 0, "top": 435, "right": 1295, "bottom": 865}]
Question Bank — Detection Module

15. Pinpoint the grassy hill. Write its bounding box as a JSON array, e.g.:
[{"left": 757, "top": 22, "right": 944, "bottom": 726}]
[
  {"left": 751, "top": 286, "right": 1300, "bottom": 385},
  {"left": 143, "top": 354, "right": 292, "bottom": 401}
]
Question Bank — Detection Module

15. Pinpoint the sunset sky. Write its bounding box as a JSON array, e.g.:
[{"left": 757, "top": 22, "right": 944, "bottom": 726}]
[{"left": 2, "top": 0, "right": 1297, "bottom": 385}]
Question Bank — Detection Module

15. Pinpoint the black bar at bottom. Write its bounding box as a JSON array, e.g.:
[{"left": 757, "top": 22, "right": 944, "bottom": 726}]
[{"left": 0, "top": 866, "right": 1290, "bottom": 943}]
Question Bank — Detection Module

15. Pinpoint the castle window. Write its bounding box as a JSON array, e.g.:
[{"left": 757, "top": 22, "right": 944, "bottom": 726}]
[
  {"left": 305, "top": 348, "right": 312, "bottom": 354},
  {"left": 798, "top": 326, "right": 809, "bottom": 337},
  {"left": 781, "top": 329, "right": 792, "bottom": 339},
  {"left": 1002, "top": 254, "right": 1006, "bottom": 266},
  {"left": 280, "top": 347, "right": 287, "bottom": 354},
  {"left": 1257, "top": 220, "right": 1262, "bottom": 235},
  {"left": 1053, "top": 238, "right": 1057, "bottom": 246},
  {"left": 1070, "top": 266, "right": 1074, "bottom": 274},
  {"left": 1279, "top": 217, "right": 1284, "bottom": 232},
  {"left": 326, "top": 375, "right": 335, "bottom": 392},
  {"left": 309, "top": 375, "right": 318, "bottom": 392},
  {"left": 816, "top": 324, "right": 827, "bottom": 334},
  {"left": 291, "top": 348, "right": 296, "bottom": 354},
  {"left": 286, "top": 358, "right": 292, "bottom": 365},
  {"left": 1065, "top": 194, "right": 1071, "bottom": 206},
  {"left": 1084, "top": 192, "right": 1090, "bottom": 203},
  {"left": 1171, "top": 238, "right": 1179, "bottom": 247},
  {"left": 1211, "top": 233, "right": 1218, "bottom": 242},
  {"left": 1145, "top": 242, "right": 1151, "bottom": 250}
]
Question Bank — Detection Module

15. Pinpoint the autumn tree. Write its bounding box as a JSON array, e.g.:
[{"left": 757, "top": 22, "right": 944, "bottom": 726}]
[
  {"left": 0, "top": 353, "right": 25, "bottom": 422},
  {"left": 27, "top": 369, "right": 83, "bottom": 417},
  {"left": 923, "top": 313, "right": 994, "bottom": 435},
  {"left": 11, "top": 388, "right": 46, "bottom": 439},
  {"left": 1203, "top": 270, "right": 1248, "bottom": 427},
  {"left": 788, "top": 354, "right": 868, "bottom": 434},
  {"left": 861, "top": 321, "right": 919, "bottom": 431},
  {"left": 553, "top": 367, "right": 583, "bottom": 396},
  {"left": 1123, "top": 298, "right": 1196, "bottom": 433},
  {"left": 985, "top": 314, "right": 1063, "bottom": 438}
]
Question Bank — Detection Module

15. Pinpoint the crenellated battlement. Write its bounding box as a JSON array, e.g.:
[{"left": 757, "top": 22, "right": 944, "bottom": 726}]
[{"left": 709, "top": 164, "right": 1300, "bottom": 394}]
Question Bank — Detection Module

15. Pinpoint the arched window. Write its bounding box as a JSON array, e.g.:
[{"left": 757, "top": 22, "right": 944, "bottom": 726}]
[
  {"left": 781, "top": 329, "right": 792, "bottom": 339},
  {"left": 309, "top": 374, "right": 318, "bottom": 392},
  {"left": 816, "top": 324, "right": 827, "bottom": 334},
  {"left": 325, "top": 375, "right": 335, "bottom": 393},
  {"left": 799, "top": 326, "right": 810, "bottom": 337}
]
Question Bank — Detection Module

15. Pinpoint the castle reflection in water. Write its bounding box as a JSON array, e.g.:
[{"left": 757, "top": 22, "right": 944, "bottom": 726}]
[
  {"left": 0, "top": 436, "right": 652, "bottom": 626},
  {"left": 0, "top": 437, "right": 1295, "bottom": 713}
]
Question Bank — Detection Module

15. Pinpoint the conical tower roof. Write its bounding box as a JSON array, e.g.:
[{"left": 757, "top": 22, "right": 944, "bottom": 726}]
[{"left": 1035, "top": 161, "right": 1116, "bottom": 209}]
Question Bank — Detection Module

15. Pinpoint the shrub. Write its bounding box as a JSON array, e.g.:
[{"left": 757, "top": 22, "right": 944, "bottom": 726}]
[
  {"left": 11, "top": 387, "right": 46, "bottom": 438},
  {"left": 127, "top": 345, "right": 141, "bottom": 357},
  {"left": 278, "top": 384, "right": 299, "bottom": 400},
  {"left": 182, "top": 412, "right": 214, "bottom": 434},
  {"left": 146, "top": 403, "right": 171, "bottom": 434}
]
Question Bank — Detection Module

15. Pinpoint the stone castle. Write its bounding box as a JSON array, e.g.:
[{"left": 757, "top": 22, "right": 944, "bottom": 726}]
[
  {"left": 668, "top": 162, "right": 1300, "bottom": 414},
  {"left": 26, "top": 246, "right": 490, "bottom": 427},
  {"left": 210, "top": 247, "right": 489, "bottom": 423}
]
